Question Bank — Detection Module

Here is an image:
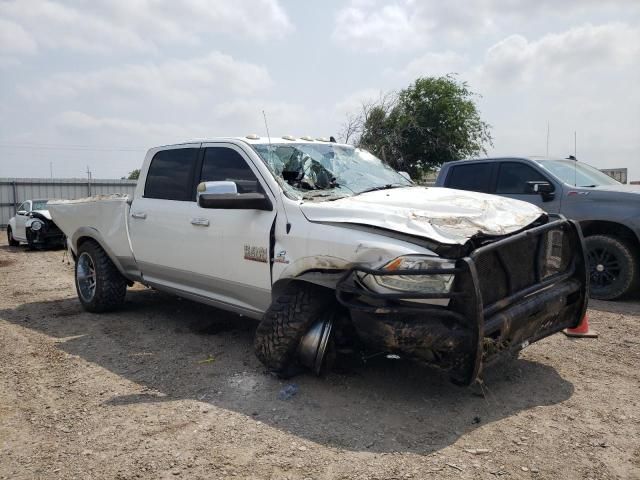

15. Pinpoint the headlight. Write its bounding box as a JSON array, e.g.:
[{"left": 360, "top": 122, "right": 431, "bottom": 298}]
[
  {"left": 365, "top": 255, "right": 456, "bottom": 293},
  {"left": 30, "top": 220, "right": 43, "bottom": 231}
]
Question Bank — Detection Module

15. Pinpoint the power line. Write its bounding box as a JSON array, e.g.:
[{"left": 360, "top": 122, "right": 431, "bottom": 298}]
[{"left": 0, "top": 142, "right": 145, "bottom": 152}]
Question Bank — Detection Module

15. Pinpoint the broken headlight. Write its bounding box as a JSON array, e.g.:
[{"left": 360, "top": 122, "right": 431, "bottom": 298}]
[
  {"left": 30, "top": 220, "right": 43, "bottom": 231},
  {"left": 367, "top": 255, "right": 456, "bottom": 294}
]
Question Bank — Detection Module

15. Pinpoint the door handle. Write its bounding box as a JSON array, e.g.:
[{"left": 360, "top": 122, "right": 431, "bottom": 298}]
[
  {"left": 191, "top": 218, "right": 210, "bottom": 227},
  {"left": 131, "top": 212, "right": 147, "bottom": 219}
]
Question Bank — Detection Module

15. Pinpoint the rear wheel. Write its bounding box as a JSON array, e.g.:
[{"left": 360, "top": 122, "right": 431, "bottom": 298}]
[
  {"left": 7, "top": 227, "right": 19, "bottom": 247},
  {"left": 585, "top": 234, "right": 637, "bottom": 300},
  {"left": 75, "top": 240, "right": 127, "bottom": 312}
]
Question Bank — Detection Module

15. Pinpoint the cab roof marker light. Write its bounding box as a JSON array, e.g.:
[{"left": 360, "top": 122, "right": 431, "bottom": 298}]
[
  {"left": 300, "top": 136, "right": 314, "bottom": 141},
  {"left": 245, "top": 134, "right": 260, "bottom": 140},
  {"left": 282, "top": 135, "right": 296, "bottom": 141}
]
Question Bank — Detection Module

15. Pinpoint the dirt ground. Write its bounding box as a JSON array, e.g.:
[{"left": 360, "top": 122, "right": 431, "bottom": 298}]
[{"left": 0, "top": 238, "right": 638, "bottom": 480}]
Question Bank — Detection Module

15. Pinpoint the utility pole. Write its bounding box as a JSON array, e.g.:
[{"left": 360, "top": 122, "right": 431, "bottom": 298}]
[{"left": 86, "top": 165, "right": 92, "bottom": 196}]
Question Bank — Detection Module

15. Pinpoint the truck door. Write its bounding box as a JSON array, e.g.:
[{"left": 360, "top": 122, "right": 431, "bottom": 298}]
[
  {"left": 127, "top": 145, "right": 218, "bottom": 289},
  {"left": 494, "top": 161, "right": 561, "bottom": 213},
  {"left": 194, "top": 143, "right": 276, "bottom": 313}
]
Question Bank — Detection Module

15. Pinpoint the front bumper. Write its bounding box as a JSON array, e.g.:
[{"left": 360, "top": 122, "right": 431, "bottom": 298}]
[
  {"left": 335, "top": 217, "right": 588, "bottom": 385},
  {"left": 28, "top": 223, "right": 65, "bottom": 247}
]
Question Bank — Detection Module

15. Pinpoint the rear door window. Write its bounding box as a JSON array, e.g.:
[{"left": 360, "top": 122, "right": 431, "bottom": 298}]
[
  {"left": 496, "top": 162, "right": 549, "bottom": 194},
  {"left": 445, "top": 163, "right": 492, "bottom": 193},
  {"left": 200, "top": 147, "right": 261, "bottom": 194},
  {"left": 144, "top": 148, "right": 198, "bottom": 201}
]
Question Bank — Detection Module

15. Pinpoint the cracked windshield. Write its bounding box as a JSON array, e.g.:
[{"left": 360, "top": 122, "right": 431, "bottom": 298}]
[{"left": 252, "top": 143, "right": 412, "bottom": 200}]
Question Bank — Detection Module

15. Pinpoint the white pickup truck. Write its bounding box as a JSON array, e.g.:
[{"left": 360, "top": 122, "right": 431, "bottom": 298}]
[{"left": 49, "top": 136, "right": 588, "bottom": 385}]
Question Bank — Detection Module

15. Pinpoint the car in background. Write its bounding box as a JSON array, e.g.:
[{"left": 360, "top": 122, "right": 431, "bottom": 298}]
[
  {"left": 436, "top": 157, "right": 640, "bottom": 300},
  {"left": 7, "top": 199, "right": 65, "bottom": 249}
]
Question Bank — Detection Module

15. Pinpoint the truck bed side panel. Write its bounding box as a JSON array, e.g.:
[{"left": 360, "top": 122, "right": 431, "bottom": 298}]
[{"left": 48, "top": 195, "right": 139, "bottom": 280}]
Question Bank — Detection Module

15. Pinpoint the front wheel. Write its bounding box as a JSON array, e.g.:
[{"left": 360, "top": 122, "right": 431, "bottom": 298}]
[
  {"left": 7, "top": 227, "right": 19, "bottom": 247},
  {"left": 254, "top": 283, "right": 334, "bottom": 377},
  {"left": 586, "top": 235, "right": 637, "bottom": 300},
  {"left": 75, "top": 240, "right": 127, "bottom": 312}
]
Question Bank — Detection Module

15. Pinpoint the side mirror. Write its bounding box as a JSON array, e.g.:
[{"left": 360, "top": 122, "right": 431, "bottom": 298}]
[
  {"left": 526, "top": 181, "right": 555, "bottom": 201},
  {"left": 398, "top": 171, "right": 412, "bottom": 182},
  {"left": 197, "top": 181, "right": 273, "bottom": 211},
  {"left": 17, "top": 210, "right": 27, "bottom": 216}
]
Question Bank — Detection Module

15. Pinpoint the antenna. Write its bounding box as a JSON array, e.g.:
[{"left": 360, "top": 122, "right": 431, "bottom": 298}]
[
  {"left": 262, "top": 110, "right": 290, "bottom": 231},
  {"left": 546, "top": 121, "right": 550, "bottom": 157},
  {"left": 574, "top": 131, "right": 577, "bottom": 158},
  {"left": 262, "top": 110, "right": 272, "bottom": 147}
]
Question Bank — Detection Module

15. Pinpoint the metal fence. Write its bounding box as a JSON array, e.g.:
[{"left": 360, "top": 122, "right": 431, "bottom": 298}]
[{"left": 0, "top": 178, "right": 137, "bottom": 227}]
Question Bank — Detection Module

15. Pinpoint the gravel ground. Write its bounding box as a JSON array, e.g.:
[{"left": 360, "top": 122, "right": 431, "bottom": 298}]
[{"left": 0, "top": 238, "right": 638, "bottom": 479}]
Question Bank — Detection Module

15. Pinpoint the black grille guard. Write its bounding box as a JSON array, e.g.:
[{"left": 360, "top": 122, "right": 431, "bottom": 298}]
[{"left": 335, "top": 216, "right": 589, "bottom": 385}]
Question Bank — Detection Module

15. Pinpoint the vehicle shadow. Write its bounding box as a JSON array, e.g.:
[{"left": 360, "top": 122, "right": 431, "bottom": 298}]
[{"left": 0, "top": 289, "right": 574, "bottom": 454}]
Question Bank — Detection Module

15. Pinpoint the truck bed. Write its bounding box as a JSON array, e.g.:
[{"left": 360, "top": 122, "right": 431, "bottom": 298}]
[{"left": 48, "top": 194, "right": 134, "bottom": 264}]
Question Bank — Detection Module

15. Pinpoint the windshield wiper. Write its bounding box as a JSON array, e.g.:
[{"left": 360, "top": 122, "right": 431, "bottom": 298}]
[
  {"left": 356, "top": 184, "right": 406, "bottom": 195},
  {"left": 579, "top": 185, "right": 597, "bottom": 188}
]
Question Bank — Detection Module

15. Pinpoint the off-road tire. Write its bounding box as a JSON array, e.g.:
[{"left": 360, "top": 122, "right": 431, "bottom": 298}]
[
  {"left": 75, "top": 240, "right": 127, "bottom": 312},
  {"left": 254, "top": 283, "right": 333, "bottom": 377},
  {"left": 7, "top": 227, "right": 19, "bottom": 247},
  {"left": 585, "top": 234, "right": 637, "bottom": 300}
]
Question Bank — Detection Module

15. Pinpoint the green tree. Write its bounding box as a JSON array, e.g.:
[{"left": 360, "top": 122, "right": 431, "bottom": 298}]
[
  {"left": 127, "top": 169, "right": 140, "bottom": 180},
  {"left": 350, "top": 75, "right": 492, "bottom": 179}
]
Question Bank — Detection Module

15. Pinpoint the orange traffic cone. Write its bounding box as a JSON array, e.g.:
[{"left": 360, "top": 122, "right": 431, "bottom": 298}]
[{"left": 563, "top": 313, "right": 598, "bottom": 338}]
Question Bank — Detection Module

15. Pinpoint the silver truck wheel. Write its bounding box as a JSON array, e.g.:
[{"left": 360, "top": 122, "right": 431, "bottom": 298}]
[
  {"left": 75, "top": 240, "right": 127, "bottom": 312},
  {"left": 77, "top": 252, "right": 97, "bottom": 302}
]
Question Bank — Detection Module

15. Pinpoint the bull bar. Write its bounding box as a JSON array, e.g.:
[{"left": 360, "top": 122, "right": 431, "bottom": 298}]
[{"left": 335, "top": 216, "right": 589, "bottom": 385}]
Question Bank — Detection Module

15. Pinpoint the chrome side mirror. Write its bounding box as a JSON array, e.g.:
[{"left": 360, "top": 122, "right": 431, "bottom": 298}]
[
  {"left": 197, "top": 181, "right": 273, "bottom": 211},
  {"left": 17, "top": 210, "right": 27, "bottom": 216},
  {"left": 197, "top": 181, "right": 238, "bottom": 198}
]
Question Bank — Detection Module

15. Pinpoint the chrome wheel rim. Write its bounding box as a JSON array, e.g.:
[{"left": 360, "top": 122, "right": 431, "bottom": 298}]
[{"left": 77, "top": 252, "right": 97, "bottom": 302}]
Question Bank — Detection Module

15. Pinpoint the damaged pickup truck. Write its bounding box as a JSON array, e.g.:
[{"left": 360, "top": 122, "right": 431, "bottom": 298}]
[{"left": 48, "top": 136, "right": 589, "bottom": 385}]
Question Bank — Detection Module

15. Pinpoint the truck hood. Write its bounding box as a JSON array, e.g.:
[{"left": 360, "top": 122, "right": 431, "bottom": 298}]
[
  {"left": 299, "top": 187, "right": 545, "bottom": 245},
  {"left": 580, "top": 184, "right": 640, "bottom": 194}
]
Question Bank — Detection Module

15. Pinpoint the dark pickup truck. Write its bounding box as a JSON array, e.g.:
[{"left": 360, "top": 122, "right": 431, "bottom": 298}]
[{"left": 436, "top": 156, "right": 640, "bottom": 300}]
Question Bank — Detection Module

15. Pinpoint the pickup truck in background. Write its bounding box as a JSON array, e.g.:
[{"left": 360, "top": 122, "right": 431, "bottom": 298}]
[
  {"left": 49, "top": 137, "right": 588, "bottom": 385},
  {"left": 436, "top": 157, "right": 640, "bottom": 300}
]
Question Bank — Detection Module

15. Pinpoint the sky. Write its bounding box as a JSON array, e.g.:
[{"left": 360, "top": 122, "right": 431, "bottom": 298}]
[{"left": 0, "top": 0, "right": 639, "bottom": 180}]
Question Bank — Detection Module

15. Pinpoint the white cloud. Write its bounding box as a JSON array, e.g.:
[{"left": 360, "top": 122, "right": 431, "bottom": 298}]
[
  {"left": 54, "top": 111, "right": 207, "bottom": 143},
  {"left": 334, "top": 88, "right": 387, "bottom": 117},
  {"left": 0, "top": 0, "right": 293, "bottom": 55},
  {"left": 0, "top": 18, "right": 37, "bottom": 54},
  {"left": 332, "top": 3, "right": 427, "bottom": 51},
  {"left": 23, "top": 52, "right": 273, "bottom": 106},
  {"left": 478, "top": 23, "right": 640, "bottom": 87},
  {"left": 332, "top": 0, "right": 640, "bottom": 52},
  {"left": 391, "top": 51, "right": 467, "bottom": 80}
]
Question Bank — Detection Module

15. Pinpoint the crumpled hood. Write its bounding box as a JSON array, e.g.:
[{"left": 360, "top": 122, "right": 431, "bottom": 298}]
[
  {"left": 32, "top": 209, "right": 52, "bottom": 220},
  {"left": 300, "top": 186, "right": 545, "bottom": 245}
]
